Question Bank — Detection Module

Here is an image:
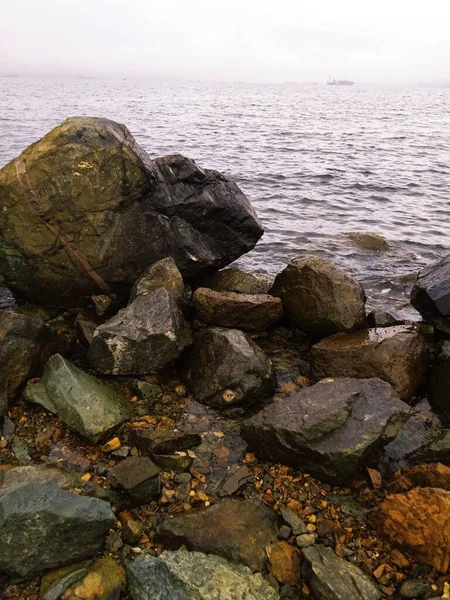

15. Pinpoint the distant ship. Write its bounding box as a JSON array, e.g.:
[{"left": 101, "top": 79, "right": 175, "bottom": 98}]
[{"left": 327, "top": 78, "right": 354, "bottom": 86}]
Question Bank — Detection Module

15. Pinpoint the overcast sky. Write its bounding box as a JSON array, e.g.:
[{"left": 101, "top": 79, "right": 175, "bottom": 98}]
[{"left": 1, "top": 0, "right": 449, "bottom": 83}]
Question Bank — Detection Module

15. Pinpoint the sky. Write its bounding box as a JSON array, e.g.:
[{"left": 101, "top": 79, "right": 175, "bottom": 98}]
[{"left": 1, "top": 0, "right": 449, "bottom": 84}]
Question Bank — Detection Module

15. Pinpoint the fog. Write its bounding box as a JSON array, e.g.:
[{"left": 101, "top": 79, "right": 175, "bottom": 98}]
[{"left": 1, "top": 0, "right": 449, "bottom": 84}]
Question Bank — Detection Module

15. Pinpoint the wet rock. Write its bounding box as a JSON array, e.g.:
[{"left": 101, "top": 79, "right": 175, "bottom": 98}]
[
  {"left": 122, "top": 519, "right": 143, "bottom": 545},
  {"left": 374, "top": 487, "right": 450, "bottom": 572},
  {"left": 429, "top": 359, "right": 450, "bottom": 416},
  {"left": 345, "top": 232, "right": 390, "bottom": 251},
  {"left": 129, "top": 257, "right": 186, "bottom": 304},
  {"left": 310, "top": 326, "right": 429, "bottom": 401},
  {"left": 193, "top": 287, "right": 282, "bottom": 331},
  {"left": 218, "top": 465, "right": 254, "bottom": 496},
  {"left": 0, "top": 482, "right": 114, "bottom": 577},
  {"left": 242, "top": 378, "right": 410, "bottom": 484},
  {"left": 153, "top": 453, "right": 192, "bottom": 473},
  {"left": 381, "top": 400, "right": 450, "bottom": 474},
  {"left": 159, "top": 498, "right": 278, "bottom": 571},
  {"left": 127, "top": 550, "right": 279, "bottom": 600},
  {"left": 399, "top": 579, "right": 430, "bottom": 599},
  {"left": 111, "top": 456, "right": 160, "bottom": 503},
  {"left": 367, "top": 310, "right": 404, "bottom": 327},
  {"left": 128, "top": 428, "right": 201, "bottom": 456},
  {"left": 411, "top": 254, "right": 450, "bottom": 333},
  {"left": 302, "top": 545, "right": 382, "bottom": 600},
  {"left": 74, "top": 312, "right": 98, "bottom": 346},
  {"left": 88, "top": 289, "right": 191, "bottom": 375},
  {"left": 0, "top": 117, "right": 263, "bottom": 306},
  {"left": 24, "top": 354, "right": 131, "bottom": 443},
  {"left": 198, "top": 267, "right": 273, "bottom": 295},
  {"left": 268, "top": 541, "right": 301, "bottom": 585},
  {"left": 388, "top": 462, "right": 450, "bottom": 493},
  {"left": 270, "top": 256, "right": 366, "bottom": 334},
  {"left": 0, "top": 311, "right": 52, "bottom": 416},
  {"left": 181, "top": 327, "right": 276, "bottom": 408}
]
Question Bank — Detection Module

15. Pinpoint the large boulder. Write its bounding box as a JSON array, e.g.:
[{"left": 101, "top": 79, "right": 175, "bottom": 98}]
[
  {"left": 0, "top": 311, "right": 52, "bottom": 416},
  {"left": 411, "top": 254, "right": 450, "bottom": 332},
  {"left": 310, "top": 326, "right": 429, "bottom": 402},
  {"left": 0, "top": 482, "right": 114, "bottom": 577},
  {"left": 0, "top": 117, "right": 263, "bottom": 306},
  {"left": 181, "top": 327, "right": 276, "bottom": 408},
  {"left": 242, "top": 378, "right": 410, "bottom": 484},
  {"left": 270, "top": 256, "right": 366, "bottom": 334},
  {"left": 127, "top": 551, "right": 279, "bottom": 600},
  {"left": 88, "top": 288, "right": 191, "bottom": 375},
  {"left": 374, "top": 487, "right": 450, "bottom": 572},
  {"left": 129, "top": 257, "right": 186, "bottom": 304},
  {"left": 159, "top": 498, "right": 279, "bottom": 572},
  {"left": 193, "top": 287, "right": 282, "bottom": 331},
  {"left": 24, "top": 354, "right": 131, "bottom": 443},
  {"left": 302, "top": 545, "right": 382, "bottom": 600}
]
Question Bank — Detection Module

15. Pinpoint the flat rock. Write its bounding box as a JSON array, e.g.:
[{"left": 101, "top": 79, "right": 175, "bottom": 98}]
[
  {"left": 159, "top": 498, "right": 279, "bottom": 572},
  {"left": 129, "top": 257, "right": 186, "bottom": 304},
  {"left": 127, "top": 550, "right": 279, "bottom": 600},
  {"left": 0, "top": 117, "right": 263, "bottom": 306},
  {"left": 111, "top": 456, "right": 160, "bottom": 503},
  {"left": 270, "top": 256, "right": 366, "bottom": 334},
  {"left": 128, "top": 428, "right": 201, "bottom": 456},
  {"left": 88, "top": 289, "right": 191, "bottom": 375},
  {"left": 242, "top": 378, "right": 410, "bottom": 484},
  {"left": 302, "top": 545, "right": 382, "bottom": 600},
  {"left": 181, "top": 327, "right": 276, "bottom": 408},
  {"left": 24, "top": 354, "right": 131, "bottom": 443},
  {"left": 197, "top": 267, "right": 273, "bottom": 295},
  {"left": 310, "top": 326, "right": 429, "bottom": 401},
  {"left": 411, "top": 254, "right": 450, "bottom": 332},
  {"left": 0, "top": 482, "right": 114, "bottom": 578},
  {"left": 374, "top": 487, "right": 450, "bottom": 572},
  {"left": 193, "top": 287, "right": 282, "bottom": 331}
]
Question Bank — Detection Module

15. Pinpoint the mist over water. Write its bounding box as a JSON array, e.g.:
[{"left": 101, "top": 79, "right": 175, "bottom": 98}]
[{"left": 1, "top": 77, "right": 449, "bottom": 316}]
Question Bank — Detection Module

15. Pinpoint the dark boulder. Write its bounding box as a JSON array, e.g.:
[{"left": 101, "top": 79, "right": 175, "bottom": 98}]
[
  {"left": 88, "top": 288, "right": 191, "bottom": 375},
  {"left": 411, "top": 254, "right": 450, "bottom": 332},
  {"left": 242, "top": 378, "right": 410, "bottom": 484},
  {"left": 270, "top": 256, "right": 366, "bottom": 334},
  {"left": 111, "top": 456, "right": 160, "bottom": 503},
  {"left": 181, "top": 327, "right": 276, "bottom": 408},
  {"left": 129, "top": 256, "right": 186, "bottom": 304},
  {"left": 0, "top": 117, "right": 263, "bottom": 306}
]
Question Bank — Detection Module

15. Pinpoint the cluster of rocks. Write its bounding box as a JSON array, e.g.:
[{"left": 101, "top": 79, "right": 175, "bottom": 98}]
[{"left": 1, "top": 117, "right": 450, "bottom": 599}]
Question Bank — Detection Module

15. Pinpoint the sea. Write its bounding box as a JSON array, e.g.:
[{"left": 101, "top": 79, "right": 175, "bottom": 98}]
[{"left": 1, "top": 77, "right": 449, "bottom": 317}]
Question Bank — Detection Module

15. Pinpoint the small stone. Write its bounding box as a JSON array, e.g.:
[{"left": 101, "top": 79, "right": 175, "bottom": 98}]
[
  {"left": 296, "top": 533, "right": 316, "bottom": 548},
  {"left": 112, "top": 456, "right": 160, "bottom": 504},
  {"left": 105, "top": 531, "right": 124, "bottom": 553},
  {"left": 102, "top": 437, "right": 121, "bottom": 453},
  {"left": 280, "top": 506, "right": 307, "bottom": 535},
  {"left": 122, "top": 519, "right": 143, "bottom": 545},
  {"left": 278, "top": 525, "right": 292, "bottom": 540},
  {"left": 268, "top": 541, "right": 301, "bottom": 586},
  {"left": 390, "top": 549, "right": 410, "bottom": 569},
  {"left": 175, "top": 473, "right": 192, "bottom": 484},
  {"left": 399, "top": 579, "right": 430, "bottom": 599},
  {"left": 128, "top": 429, "right": 201, "bottom": 456}
]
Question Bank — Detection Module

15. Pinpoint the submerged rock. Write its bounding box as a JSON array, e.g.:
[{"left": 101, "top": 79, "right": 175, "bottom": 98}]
[
  {"left": 374, "top": 487, "right": 450, "bottom": 572},
  {"left": 127, "top": 550, "right": 279, "bottom": 600},
  {"left": 129, "top": 257, "right": 186, "bottom": 304},
  {"left": 128, "top": 428, "right": 201, "bottom": 456},
  {"left": 310, "top": 326, "right": 429, "bottom": 402},
  {"left": 302, "top": 545, "right": 382, "bottom": 600},
  {"left": 0, "top": 311, "right": 52, "bottom": 416},
  {"left": 198, "top": 267, "right": 273, "bottom": 295},
  {"left": 24, "top": 354, "right": 131, "bottom": 443},
  {"left": 88, "top": 288, "right": 191, "bottom": 375},
  {"left": 0, "top": 482, "right": 114, "bottom": 577},
  {"left": 345, "top": 231, "right": 390, "bottom": 251},
  {"left": 159, "top": 498, "right": 278, "bottom": 572},
  {"left": 0, "top": 117, "right": 263, "bottom": 306},
  {"left": 181, "top": 327, "right": 276, "bottom": 408},
  {"left": 193, "top": 287, "right": 282, "bottom": 331},
  {"left": 411, "top": 254, "right": 450, "bottom": 332},
  {"left": 242, "top": 378, "right": 410, "bottom": 484},
  {"left": 270, "top": 256, "right": 366, "bottom": 334}
]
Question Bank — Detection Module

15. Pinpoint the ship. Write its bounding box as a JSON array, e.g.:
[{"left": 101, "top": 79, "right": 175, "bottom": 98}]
[{"left": 327, "top": 77, "right": 354, "bottom": 86}]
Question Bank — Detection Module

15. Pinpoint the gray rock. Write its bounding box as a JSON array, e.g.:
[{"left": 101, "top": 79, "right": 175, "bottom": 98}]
[
  {"left": 296, "top": 533, "right": 316, "bottom": 548},
  {"left": 198, "top": 268, "right": 273, "bottom": 295},
  {"left": 270, "top": 256, "right": 366, "bottom": 334},
  {"left": 411, "top": 254, "right": 450, "bottom": 333},
  {"left": 127, "top": 550, "right": 279, "bottom": 600},
  {"left": 181, "top": 327, "right": 276, "bottom": 408},
  {"left": 136, "top": 380, "right": 163, "bottom": 402},
  {"left": 310, "top": 326, "right": 429, "bottom": 402},
  {"left": 0, "top": 482, "right": 114, "bottom": 577},
  {"left": 0, "top": 311, "right": 52, "bottom": 416},
  {"left": 399, "top": 579, "right": 430, "bottom": 599},
  {"left": 0, "top": 117, "right": 263, "bottom": 306},
  {"left": 242, "top": 378, "right": 410, "bottom": 484},
  {"left": 112, "top": 456, "right": 160, "bottom": 503},
  {"left": 367, "top": 310, "right": 404, "bottom": 327},
  {"left": 128, "top": 429, "right": 201, "bottom": 456},
  {"left": 280, "top": 507, "right": 307, "bottom": 535},
  {"left": 193, "top": 287, "right": 282, "bottom": 331},
  {"left": 129, "top": 257, "right": 186, "bottom": 304},
  {"left": 302, "top": 545, "right": 382, "bottom": 600},
  {"left": 159, "top": 498, "right": 278, "bottom": 572},
  {"left": 24, "top": 354, "right": 131, "bottom": 443},
  {"left": 88, "top": 289, "right": 191, "bottom": 375}
]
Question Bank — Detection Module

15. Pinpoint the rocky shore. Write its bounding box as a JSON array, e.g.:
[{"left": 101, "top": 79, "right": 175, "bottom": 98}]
[{"left": 1, "top": 117, "right": 450, "bottom": 599}]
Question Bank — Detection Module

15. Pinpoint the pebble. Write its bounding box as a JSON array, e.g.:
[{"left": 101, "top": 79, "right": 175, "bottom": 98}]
[
  {"left": 296, "top": 533, "right": 316, "bottom": 548},
  {"left": 175, "top": 472, "right": 192, "bottom": 484},
  {"left": 399, "top": 579, "right": 431, "bottom": 599},
  {"left": 278, "top": 525, "right": 292, "bottom": 540}
]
